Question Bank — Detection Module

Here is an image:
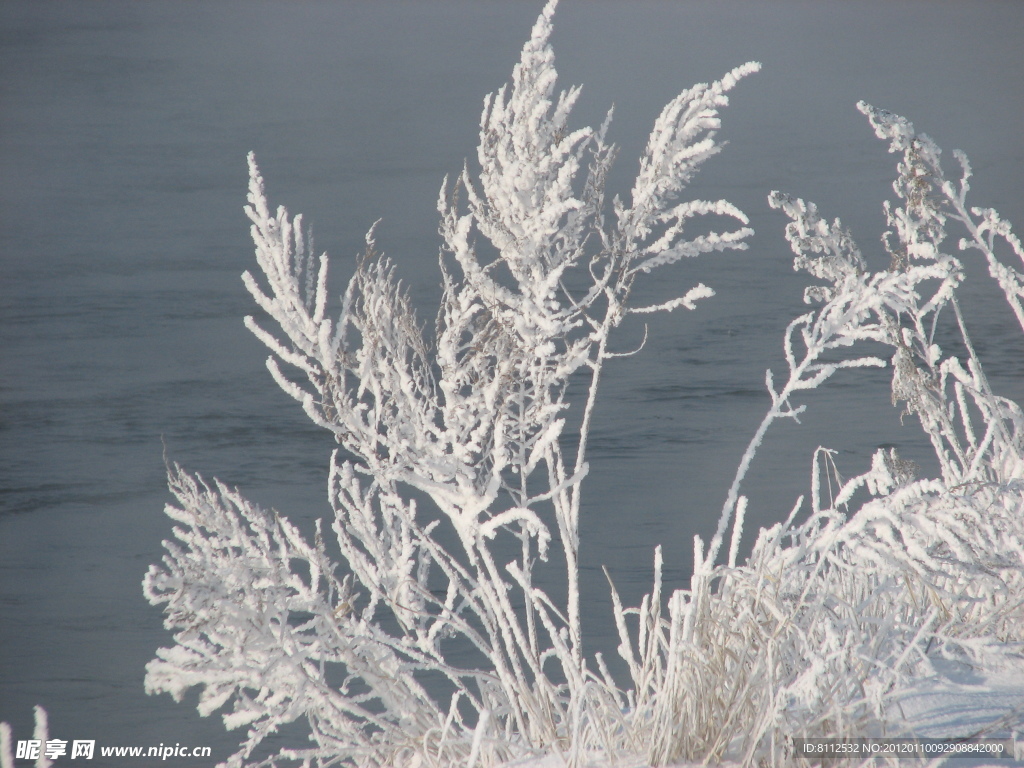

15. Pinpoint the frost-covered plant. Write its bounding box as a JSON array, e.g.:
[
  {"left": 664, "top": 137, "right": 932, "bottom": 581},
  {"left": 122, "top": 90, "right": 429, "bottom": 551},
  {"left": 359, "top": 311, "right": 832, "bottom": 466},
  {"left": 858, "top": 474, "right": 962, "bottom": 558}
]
[
  {"left": 599, "top": 104, "right": 1024, "bottom": 766},
  {"left": 143, "top": 2, "right": 759, "bottom": 766},
  {"left": 144, "top": 2, "right": 1024, "bottom": 765}
]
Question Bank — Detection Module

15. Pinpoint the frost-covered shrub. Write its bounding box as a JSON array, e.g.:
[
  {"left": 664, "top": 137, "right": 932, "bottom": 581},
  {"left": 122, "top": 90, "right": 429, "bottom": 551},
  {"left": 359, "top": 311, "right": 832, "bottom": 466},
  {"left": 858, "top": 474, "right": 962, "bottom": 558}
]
[
  {"left": 142, "top": 2, "right": 1024, "bottom": 766},
  {"left": 601, "top": 104, "right": 1024, "bottom": 766},
  {"left": 143, "top": 2, "right": 759, "bottom": 766}
]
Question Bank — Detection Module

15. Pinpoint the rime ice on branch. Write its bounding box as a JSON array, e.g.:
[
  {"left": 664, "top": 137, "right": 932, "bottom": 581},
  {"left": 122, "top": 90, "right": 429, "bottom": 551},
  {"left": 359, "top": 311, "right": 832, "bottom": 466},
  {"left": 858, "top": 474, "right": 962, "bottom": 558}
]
[{"left": 144, "top": 1, "right": 759, "bottom": 766}]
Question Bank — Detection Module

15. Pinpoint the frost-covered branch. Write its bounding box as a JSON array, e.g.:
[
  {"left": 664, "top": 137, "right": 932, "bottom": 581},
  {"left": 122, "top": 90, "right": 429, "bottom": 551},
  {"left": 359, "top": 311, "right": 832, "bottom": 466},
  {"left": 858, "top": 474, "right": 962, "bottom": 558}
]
[{"left": 860, "top": 102, "right": 1024, "bottom": 335}]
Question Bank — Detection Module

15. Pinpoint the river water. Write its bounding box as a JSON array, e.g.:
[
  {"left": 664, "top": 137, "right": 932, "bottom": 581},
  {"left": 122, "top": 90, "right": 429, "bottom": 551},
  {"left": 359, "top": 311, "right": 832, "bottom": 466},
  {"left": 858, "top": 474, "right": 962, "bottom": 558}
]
[{"left": 2, "top": 0, "right": 1022, "bottom": 762}]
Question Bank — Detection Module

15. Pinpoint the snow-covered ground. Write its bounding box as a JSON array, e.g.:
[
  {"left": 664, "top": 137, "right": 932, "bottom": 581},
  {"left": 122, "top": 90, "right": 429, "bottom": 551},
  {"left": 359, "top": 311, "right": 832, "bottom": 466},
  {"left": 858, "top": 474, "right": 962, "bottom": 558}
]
[
  {"left": 898, "top": 666, "right": 1024, "bottom": 744},
  {"left": 503, "top": 670, "right": 1024, "bottom": 768}
]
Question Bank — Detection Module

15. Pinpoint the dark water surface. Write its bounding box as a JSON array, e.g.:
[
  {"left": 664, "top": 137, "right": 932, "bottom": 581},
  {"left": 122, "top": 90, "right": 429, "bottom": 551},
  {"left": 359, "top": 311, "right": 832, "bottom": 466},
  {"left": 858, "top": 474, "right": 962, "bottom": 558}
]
[{"left": 2, "top": 0, "right": 1022, "bottom": 762}]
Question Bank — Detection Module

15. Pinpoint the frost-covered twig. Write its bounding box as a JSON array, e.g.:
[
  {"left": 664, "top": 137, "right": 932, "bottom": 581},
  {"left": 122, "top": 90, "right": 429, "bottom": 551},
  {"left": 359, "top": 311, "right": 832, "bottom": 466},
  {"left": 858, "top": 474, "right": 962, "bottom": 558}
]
[{"left": 857, "top": 102, "right": 1024, "bottom": 482}]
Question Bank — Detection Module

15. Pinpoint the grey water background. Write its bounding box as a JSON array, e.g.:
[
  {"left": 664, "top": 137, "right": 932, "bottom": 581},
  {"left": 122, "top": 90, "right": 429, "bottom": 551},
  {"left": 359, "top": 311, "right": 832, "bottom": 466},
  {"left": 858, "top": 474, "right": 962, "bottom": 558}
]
[{"left": 2, "top": 0, "right": 1022, "bottom": 762}]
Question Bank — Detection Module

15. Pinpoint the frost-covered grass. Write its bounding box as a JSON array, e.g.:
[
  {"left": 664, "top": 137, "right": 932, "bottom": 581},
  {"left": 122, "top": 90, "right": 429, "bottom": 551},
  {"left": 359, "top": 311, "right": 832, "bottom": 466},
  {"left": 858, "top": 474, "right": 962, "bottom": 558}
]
[{"left": 7, "top": 2, "right": 1021, "bottom": 767}]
